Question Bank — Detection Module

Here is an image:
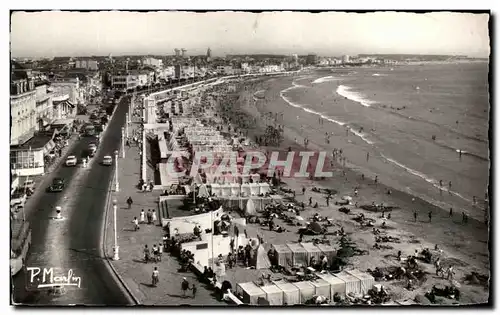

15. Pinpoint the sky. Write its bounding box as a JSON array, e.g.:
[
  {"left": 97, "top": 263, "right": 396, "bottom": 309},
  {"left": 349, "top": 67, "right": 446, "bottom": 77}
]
[{"left": 10, "top": 11, "right": 490, "bottom": 58}]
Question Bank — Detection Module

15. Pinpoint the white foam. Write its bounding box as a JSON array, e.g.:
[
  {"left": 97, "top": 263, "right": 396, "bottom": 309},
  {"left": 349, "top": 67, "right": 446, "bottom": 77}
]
[
  {"left": 280, "top": 86, "right": 377, "bottom": 146},
  {"left": 312, "top": 75, "right": 341, "bottom": 84},
  {"left": 336, "top": 85, "right": 375, "bottom": 107},
  {"left": 381, "top": 153, "right": 473, "bottom": 204},
  {"left": 372, "top": 73, "right": 387, "bottom": 77}
]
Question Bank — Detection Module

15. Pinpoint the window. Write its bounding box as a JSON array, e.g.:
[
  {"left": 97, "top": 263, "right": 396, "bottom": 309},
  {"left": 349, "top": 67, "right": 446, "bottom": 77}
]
[{"left": 10, "top": 150, "right": 39, "bottom": 169}]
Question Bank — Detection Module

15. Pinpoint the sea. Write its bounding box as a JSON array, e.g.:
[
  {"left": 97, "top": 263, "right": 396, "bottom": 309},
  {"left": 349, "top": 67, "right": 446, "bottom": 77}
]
[{"left": 278, "top": 63, "right": 490, "bottom": 219}]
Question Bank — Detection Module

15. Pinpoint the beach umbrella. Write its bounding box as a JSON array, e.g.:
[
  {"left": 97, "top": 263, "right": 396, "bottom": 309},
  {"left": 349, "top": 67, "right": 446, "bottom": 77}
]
[{"left": 308, "top": 222, "right": 323, "bottom": 234}]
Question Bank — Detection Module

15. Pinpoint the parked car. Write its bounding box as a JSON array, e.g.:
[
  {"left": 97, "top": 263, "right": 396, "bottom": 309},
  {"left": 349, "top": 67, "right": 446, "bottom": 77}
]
[
  {"left": 88, "top": 143, "right": 97, "bottom": 154},
  {"left": 46, "top": 178, "right": 65, "bottom": 193},
  {"left": 10, "top": 189, "right": 27, "bottom": 208},
  {"left": 102, "top": 155, "right": 113, "bottom": 166},
  {"left": 65, "top": 155, "right": 78, "bottom": 167},
  {"left": 22, "top": 180, "right": 35, "bottom": 196}
]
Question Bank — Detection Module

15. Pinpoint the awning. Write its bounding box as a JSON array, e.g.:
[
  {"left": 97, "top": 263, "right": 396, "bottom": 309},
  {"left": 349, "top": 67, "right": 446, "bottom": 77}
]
[{"left": 43, "top": 140, "right": 56, "bottom": 154}]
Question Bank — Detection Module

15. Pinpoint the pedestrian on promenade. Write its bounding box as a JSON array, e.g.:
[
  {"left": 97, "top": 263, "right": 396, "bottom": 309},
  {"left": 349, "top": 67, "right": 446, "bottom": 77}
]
[
  {"left": 147, "top": 209, "right": 153, "bottom": 224},
  {"left": 140, "top": 209, "right": 145, "bottom": 223},
  {"left": 132, "top": 217, "right": 140, "bottom": 231},
  {"left": 191, "top": 284, "right": 197, "bottom": 298},
  {"left": 152, "top": 209, "right": 157, "bottom": 224},
  {"left": 152, "top": 267, "right": 159, "bottom": 286},
  {"left": 181, "top": 277, "right": 190, "bottom": 297},
  {"left": 127, "top": 197, "right": 133, "bottom": 209}
]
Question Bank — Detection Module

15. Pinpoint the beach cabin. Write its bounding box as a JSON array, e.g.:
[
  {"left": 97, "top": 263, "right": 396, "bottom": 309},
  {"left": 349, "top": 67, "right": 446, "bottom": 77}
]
[
  {"left": 230, "top": 183, "right": 240, "bottom": 196},
  {"left": 260, "top": 284, "right": 284, "bottom": 305},
  {"left": 272, "top": 244, "right": 293, "bottom": 267},
  {"left": 315, "top": 244, "right": 336, "bottom": 266},
  {"left": 346, "top": 269, "right": 375, "bottom": 295},
  {"left": 334, "top": 271, "right": 362, "bottom": 295},
  {"left": 316, "top": 272, "right": 347, "bottom": 299},
  {"left": 272, "top": 280, "right": 301, "bottom": 305},
  {"left": 300, "top": 242, "right": 322, "bottom": 266},
  {"left": 259, "top": 182, "right": 270, "bottom": 195},
  {"left": 310, "top": 278, "right": 331, "bottom": 299},
  {"left": 240, "top": 183, "right": 251, "bottom": 196},
  {"left": 236, "top": 282, "right": 266, "bottom": 305},
  {"left": 249, "top": 183, "right": 259, "bottom": 196},
  {"left": 251, "top": 173, "right": 261, "bottom": 183},
  {"left": 210, "top": 183, "right": 222, "bottom": 197},
  {"left": 292, "top": 281, "right": 315, "bottom": 304},
  {"left": 287, "top": 243, "right": 308, "bottom": 267},
  {"left": 221, "top": 184, "right": 231, "bottom": 197}
]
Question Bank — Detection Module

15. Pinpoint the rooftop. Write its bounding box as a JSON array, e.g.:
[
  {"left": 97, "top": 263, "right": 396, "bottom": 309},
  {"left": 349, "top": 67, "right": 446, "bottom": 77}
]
[{"left": 11, "top": 133, "right": 53, "bottom": 150}]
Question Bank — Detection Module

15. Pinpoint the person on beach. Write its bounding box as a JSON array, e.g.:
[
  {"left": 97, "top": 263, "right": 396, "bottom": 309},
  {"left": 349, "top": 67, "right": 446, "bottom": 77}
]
[
  {"left": 191, "top": 284, "right": 197, "bottom": 298},
  {"left": 309, "top": 197, "right": 312, "bottom": 206},
  {"left": 140, "top": 209, "right": 145, "bottom": 223},
  {"left": 354, "top": 188, "right": 358, "bottom": 197},
  {"left": 449, "top": 207, "right": 453, "bottom": 217},
  {"left": 361, "top": 174, "right": 365, "bottom": 180},
  {"left": 448, "top": 181, "right": 452, "bottom": 193},
  {"left": 127, "top": 196, "right": 133, "bottom": 209},
  {"left": 152, "top": 267, "right": 159, "bottom": 286},
  {"left": 413, "top": 211, "right": 418, "bottom": 222},
  {"left": 473, "top": 196, "right": 477, "bottom": 206},
  {"left": 366, "top": 152, "right": 370, "bottom": 162},
  {"left": 439, "top": 180, "right": 443, "bottom": 188},
  {"left": 428, "top": 211, "right": 432, "bottom": 223},
  {"left": 374, "top": 176, "right": 378, "bottom": 184},
  {"left": 302, "top": 186, "right": 306, "bottom": 195},
  {"left": 326, "top": 196, "right": 330, "bottom": 207},
  {"left": 181, "top": 277, "right": 190, "bottom": 297},
  {"left": 133, "top": 217, "right": 140, "bottom": 231}
]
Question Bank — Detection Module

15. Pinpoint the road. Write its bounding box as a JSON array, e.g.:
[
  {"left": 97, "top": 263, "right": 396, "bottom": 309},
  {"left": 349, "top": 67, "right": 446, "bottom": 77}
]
[{"left": 12, "top": 96, "right": 132, "bottom": 305}]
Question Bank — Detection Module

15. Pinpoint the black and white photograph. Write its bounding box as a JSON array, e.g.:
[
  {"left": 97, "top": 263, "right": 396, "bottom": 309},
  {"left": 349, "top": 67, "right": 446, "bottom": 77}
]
[{"left": 8, "top": 8, "right": 492, "bottom": 307}]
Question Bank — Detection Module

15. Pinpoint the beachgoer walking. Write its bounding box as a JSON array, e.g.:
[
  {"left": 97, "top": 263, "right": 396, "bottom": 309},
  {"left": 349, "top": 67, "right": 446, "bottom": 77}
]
[
  {"left": 434, "top": 258, "right": 442, "bottom": 276},
  {"left": 428, "top": 211, "right": 432, "bottom": 223},
  {"left": 132, "top": 217, "right": 140, "bottom": 231},
  {"left": 302, "top": 186, "right": 306, "bottom": 195},
  {"left": 181, "top": 277, "right": 189, "bottom": 297},
  {"left": 413, "top": 211, "right": 417, "bottom": 222},
  {"left": 147, "top": 209, "right": 153, "bottom": 224},
  {"left": 191, "top": 284, "right": 197, "bottom": 298},
  {"left": 326, "top": 196, "right": 330, "bottom": 207},
  {"left": 140, "top": 209, "right": 145, "bottom": 223},
  {"left": 152, "top": 209, "right": 157, "bottom": 223},
  {"left": 448, "top": 181, "right": 452, "bottom": 193},
  {"left": 473, "top": 196, "right": 477, "bottom": 206},
  {"left": 366, "top": 152, "right": 370, "bottom": 162},
  {"left": 152, "top": 267, "right": 159, "bottom": 286},
  {"left": 127, "top": 196, "right": 133, "bottom": 209},
  {"left": 449, "top": 207, "right": 453, "bottom": 217},
  {"left": 439, "top": 180, "right": 443, "bottom": 188},
  {"left": 309, "top": 197, "right": 312, "bottom": 206},
  {"left": 374, "top": 176, "right": 378, "bottom": 184},
  {"left": 446, "top": 266, "right": 454, "bottom": 280}
]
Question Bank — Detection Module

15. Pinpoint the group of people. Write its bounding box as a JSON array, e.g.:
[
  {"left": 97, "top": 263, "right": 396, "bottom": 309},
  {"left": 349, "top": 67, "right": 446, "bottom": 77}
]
[
  {"left": 143, "top": 243, "right": 163, "bottom": 263},
  {"left": 132, "top": 209, "right": 157, "bottom": 231}
]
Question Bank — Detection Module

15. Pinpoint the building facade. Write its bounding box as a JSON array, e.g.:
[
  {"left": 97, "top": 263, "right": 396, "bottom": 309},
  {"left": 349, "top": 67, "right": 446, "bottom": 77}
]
[
  {"left": 111, "top": 74, "right": 138, "bottom": 91},
  {"left": 11, "top": 75, "right": 37, "bottom": 146},
  {"left": 142, "top": 57, "right": 163, "bottom": 68},
  {"left": 75, "top": 59, "right": 99, "bottom": 71},
  {"left": 50, "top": 78, "right": 80, "bottom": 105},
  {"left": 35, "top": 84, "right": 54, "bottom": 130}
]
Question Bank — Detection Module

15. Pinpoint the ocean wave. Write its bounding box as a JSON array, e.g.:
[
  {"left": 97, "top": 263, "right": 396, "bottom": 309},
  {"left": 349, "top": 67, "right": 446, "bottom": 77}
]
[
  {"left": 280, "top": 86, "right": 378, "bottom": 146},
  {"left": 336, "top": 85, "right": 376, "bottom": 107},
  {"left": 381, "top": 153, "right": 472, "bottom": 204},
  {"left": 312, "top": 75, "right": 341, "bottom": 84},
  {"left": 372, "top": 73, "right": 387, "bottom": 77}
]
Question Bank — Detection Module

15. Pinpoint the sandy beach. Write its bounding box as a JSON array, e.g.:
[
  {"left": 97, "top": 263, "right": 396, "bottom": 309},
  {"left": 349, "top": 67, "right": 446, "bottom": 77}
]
[{"left": 216, "top": 73, "right": 489, "bottom": 304}]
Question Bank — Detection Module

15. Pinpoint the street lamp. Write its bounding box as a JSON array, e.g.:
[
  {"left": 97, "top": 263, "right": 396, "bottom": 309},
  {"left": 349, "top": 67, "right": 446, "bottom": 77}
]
[
  {"left": 121, "top": 127, "right": 125, "bottom": 158},
  {"left": 114, "top": 150, "right": 120, "bottom": 192},
  {"left": 125, "top": 114, "right": 129, "bottom": 138},
  {"left": 112, "top": 199, "right": 120, "bottom": 260}
]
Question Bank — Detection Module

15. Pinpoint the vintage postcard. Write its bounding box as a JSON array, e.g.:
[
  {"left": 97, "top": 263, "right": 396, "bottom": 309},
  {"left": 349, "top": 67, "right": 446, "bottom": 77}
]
[{"left": 9, "top": 10, "right": 491, "bottom": 306}]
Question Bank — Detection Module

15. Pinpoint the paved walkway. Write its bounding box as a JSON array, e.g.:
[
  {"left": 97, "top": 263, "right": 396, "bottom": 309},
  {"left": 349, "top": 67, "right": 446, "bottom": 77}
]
[{"left": 104, "top": 113, "right": 225, "bottom": 305}]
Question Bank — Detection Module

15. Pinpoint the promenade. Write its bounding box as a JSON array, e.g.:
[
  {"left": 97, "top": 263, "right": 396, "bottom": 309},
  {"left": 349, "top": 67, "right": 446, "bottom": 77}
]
[{"left": 103, "top": 113, "right": 225, "bottom": 305}]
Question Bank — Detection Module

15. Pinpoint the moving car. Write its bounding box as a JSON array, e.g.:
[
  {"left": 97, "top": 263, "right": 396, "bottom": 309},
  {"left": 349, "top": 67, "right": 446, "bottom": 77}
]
[
  {"left": 46, "top": 178, "right": 65, "bottom": 193},
  {"left": 102, "top": 155, "right": 113, "bottom": 166},
  {"left": 65, "top": 155, "right": 78, "bottom": 167},
  {"left": 23, "top": 179, "right": 35, "bottom": 191}
]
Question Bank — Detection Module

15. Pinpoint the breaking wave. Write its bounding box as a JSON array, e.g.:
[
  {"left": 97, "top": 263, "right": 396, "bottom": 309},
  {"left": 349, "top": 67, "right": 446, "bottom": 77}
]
[
  {"left": 336, "top": 85, "right": 376, "bottom": 107},
  {"left": 312, "top": 75, "right": 341, "bottom": 84},
  {"left": 372, "top": 73, "right": 387, "bottom": 77},
  {"left": 280, "top": 85, "right": 376, "bottom": 146},
  {"left": 381, "top": 153, "right": 472, "bottom": 204}
]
